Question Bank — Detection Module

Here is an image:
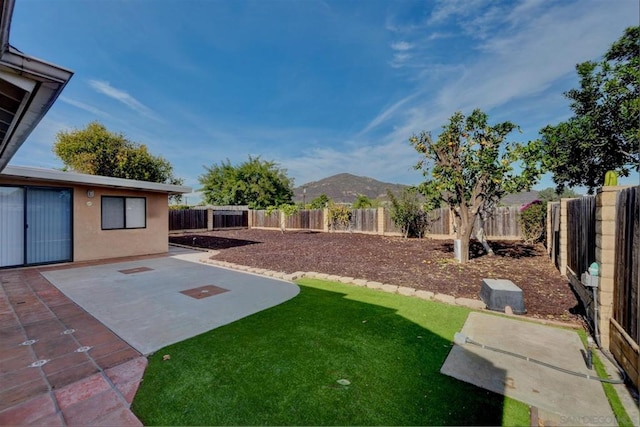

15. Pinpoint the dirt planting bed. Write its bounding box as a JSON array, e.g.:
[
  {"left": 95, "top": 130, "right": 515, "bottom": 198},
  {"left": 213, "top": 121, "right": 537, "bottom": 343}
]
[{"left": 170, "top": 229, "right": 581, "bottom": 322}]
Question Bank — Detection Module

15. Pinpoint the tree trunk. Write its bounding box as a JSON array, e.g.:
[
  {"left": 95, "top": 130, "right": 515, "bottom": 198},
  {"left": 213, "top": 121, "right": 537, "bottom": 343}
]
[
  {"left": 456, "top": 212, "right": 475, "bottom": 264},
  {"left": 475, "top": 216, "right": 495, "bottom": 256}
]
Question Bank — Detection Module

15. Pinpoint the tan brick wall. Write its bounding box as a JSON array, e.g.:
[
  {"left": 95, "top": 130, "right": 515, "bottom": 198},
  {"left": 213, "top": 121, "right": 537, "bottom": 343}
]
[
  {"left": 207, "top": 209, "right": 214, "bottom": 231},
  {"left": 323, "top": 208, "right": 329, "bottom": 232},
  {"left": 559, "top": 199, "right": 569, "bottom": 276},
  {"left": 377, "top": 207, "right": 385, "bottom": 235},
  {"left": 594, "top": 187, "right": 618, "bottom": 349}
]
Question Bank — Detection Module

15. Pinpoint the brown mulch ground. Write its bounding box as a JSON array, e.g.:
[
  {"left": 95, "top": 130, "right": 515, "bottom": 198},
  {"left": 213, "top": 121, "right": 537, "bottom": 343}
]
[{"left": 170, "top": 229, "right": 582, "bottom": 323}]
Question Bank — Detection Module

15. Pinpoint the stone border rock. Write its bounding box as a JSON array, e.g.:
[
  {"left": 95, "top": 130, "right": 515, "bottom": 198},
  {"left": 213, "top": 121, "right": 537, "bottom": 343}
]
[
  {"left": 199, "top": 257, "right": 488, "bottom": 312},
  {"left": 199, "top": 257, "right": 584, "bottom": 329}
]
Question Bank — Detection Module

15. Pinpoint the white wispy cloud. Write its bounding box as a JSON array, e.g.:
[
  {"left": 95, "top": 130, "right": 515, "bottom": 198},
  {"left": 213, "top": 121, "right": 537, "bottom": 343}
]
[
  {"left": 88, "top": 79, "right": 160, "bottom": 121},
  {"left": 427, "top": 0, "right": 490, "bottom": 25},
  {"left": 427, "top": 32, "right": 452, "bottom": 41},
  {"left": 391, "top": 41, "right": 413, "bottom": 51},
  {"left": 368, "top": 0, "right": 636, "bottom": 143},
  {"left": 59, "top": 96, "right": 111, "bottom": 118}
]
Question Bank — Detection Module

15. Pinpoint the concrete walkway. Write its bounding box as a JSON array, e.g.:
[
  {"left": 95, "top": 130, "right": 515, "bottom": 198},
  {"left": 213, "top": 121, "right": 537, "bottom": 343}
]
[
  {"left": 40, "top": 248, "right": 300, "bottom": 355},
  {"left": 441, "top": 312, "right": 617, "bottom": 426}
]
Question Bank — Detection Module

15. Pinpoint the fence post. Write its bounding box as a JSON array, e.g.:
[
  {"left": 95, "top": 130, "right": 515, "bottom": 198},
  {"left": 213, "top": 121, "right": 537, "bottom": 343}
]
[
  {"left": 377, "top": 207, "right": 385, "bottom": 235},
  {"left": 595, "top": 187, "right": 619, "bottom": 348},
  {"left": 546, "top": 203, "right": 552, "bottom": 256},
  {"left": 323, "top": 208, "right": 329, "bottom": 232},
  {"left": 559, "top": 199, "right": 569, "bottom": 276},
  {"left": 248, "top": 209, "right": 253, "bottom": 229},
  {"left": 207, "top": 208, "right": 214, "bottom": 231}
]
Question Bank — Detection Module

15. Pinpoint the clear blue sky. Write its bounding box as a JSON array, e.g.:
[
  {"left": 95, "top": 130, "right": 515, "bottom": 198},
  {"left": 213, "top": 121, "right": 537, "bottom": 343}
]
[{"left": 8, "top": 0, "right": 639, "bottom": 199}]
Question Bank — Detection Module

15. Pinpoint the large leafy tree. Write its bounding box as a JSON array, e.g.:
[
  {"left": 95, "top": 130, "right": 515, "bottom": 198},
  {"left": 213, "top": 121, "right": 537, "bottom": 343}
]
[
  {"left": 540, "top": 26, "right": 639, "bottom": 193},
  {"left": 53, "top": 121, "right": 183, "bottom": 186},
  {"left": 309, "top": 193, "right": 330, "bottom": 209},
  {"left": 537, "top": 187, "right": 580, "bottom": 204},
  {"left": 352, "top": 194, "right": 373, "bottom": 209},
  {"left": 411, "top": 109, "right": 541, "bottom": 263},
  {"left": 199, "top": 156, "right": 294, "bottom": 209}
]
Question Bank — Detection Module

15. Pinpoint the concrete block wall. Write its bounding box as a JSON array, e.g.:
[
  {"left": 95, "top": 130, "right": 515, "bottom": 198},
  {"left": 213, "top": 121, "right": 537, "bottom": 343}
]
[
  {"left": 595, "top": 187, "right": 620, "bottom": 348},
  {"left": 558, "top": 198, "right": 570, "bottom": 276}
]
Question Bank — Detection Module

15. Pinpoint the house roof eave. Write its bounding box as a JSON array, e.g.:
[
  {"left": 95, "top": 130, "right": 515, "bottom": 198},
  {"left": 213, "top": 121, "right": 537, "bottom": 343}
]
[{"left": 1, "top": 165, "right": 193, "bottom": 195}]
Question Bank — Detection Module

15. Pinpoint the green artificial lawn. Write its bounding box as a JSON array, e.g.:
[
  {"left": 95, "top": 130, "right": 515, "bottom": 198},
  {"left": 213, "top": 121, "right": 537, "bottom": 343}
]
[
  {"left": 592, "top": 350, "right": 634, "bottom": 426},
  {"left": 133, "top": 279, "right": 530, "bottom": 426},
  {"left": 576, "top": 331, "right": 634, "bottom": 426}
]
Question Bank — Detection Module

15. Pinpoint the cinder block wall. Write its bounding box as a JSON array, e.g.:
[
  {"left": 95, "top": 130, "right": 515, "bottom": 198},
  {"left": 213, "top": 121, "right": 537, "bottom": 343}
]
[{"left": 595, "top": 187, "right": 618, "bottom": 348}]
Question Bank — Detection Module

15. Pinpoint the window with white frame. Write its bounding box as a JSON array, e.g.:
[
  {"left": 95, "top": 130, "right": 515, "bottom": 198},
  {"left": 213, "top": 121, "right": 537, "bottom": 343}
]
[{"left": 101, "top": 196, "right": 146, "bottom": 230}]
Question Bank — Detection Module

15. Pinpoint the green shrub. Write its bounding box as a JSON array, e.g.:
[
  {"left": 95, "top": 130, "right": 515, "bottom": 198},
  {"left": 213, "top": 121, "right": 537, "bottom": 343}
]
[
  {"left": 519, "top": 200, "right": 545, "bottom": 244},
  {"left": 327, "top": 204, "right": 352, "bottom": 231},
  {"left": 387, "top": 188, "right": 429, "bottom": 238}
]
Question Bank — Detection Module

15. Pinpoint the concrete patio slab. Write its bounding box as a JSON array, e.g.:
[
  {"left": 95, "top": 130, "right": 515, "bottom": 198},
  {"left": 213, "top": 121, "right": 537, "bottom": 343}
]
[
  {"left": 441, "top": 312, "right": 616, "bottom": 426},
  {"left": 0, "top": 268, "right": 145, "bottom": 426},
  {"left": 41, "top": 250, "right": 299, "bottom": 355}
]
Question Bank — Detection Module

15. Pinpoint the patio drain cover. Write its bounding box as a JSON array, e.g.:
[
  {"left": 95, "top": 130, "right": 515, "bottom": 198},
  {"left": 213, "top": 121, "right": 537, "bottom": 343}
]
[
  {"left": 118, "top": 266, "right": 153, "bottom": 274},
  {"left": 180, "top": 285, "right": 229, "bottom": 299}
]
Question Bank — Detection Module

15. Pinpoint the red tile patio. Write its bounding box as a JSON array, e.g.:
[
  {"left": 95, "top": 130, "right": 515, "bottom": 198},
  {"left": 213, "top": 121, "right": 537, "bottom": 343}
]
[{"left": 0, "top": 266, "right": 148, "bottom": 426}]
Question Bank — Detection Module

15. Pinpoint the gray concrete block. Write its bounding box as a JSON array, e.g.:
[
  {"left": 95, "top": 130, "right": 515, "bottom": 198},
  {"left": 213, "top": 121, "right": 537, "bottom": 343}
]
[
  {"left": 455, "top": 297, "right": 486, "bottom": 310},
  {"left": 381, "top": 284, "right": 399, "bottom": 293},
  {"left": 338, "top": 276, "right": 355, "bottom": 284},
  {"left": 434, "top": 293, "right": 456, "bottom": 305},
  {"left": 366, "top": 281, "right": 383, "bottom": 289},
  {"left": 352, "top": 279, "right": 368, "bottom": 287},
  {"left": 480, "top": 278, "right": 526, "bottom": 314},
  {"left": 397, "top": 286, "right": 416, "bottom": 296},
  {"left": 415, "top": 290, "right": 434, "bottom": 300}
]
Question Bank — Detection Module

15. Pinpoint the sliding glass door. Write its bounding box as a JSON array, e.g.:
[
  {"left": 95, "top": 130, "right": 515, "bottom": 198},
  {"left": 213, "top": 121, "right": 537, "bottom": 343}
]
[
  {"left": 26, "top": 188, "right": 72, "bottom": 264},
  {"left": 0, "top": 186, "right": 72, "bottom": 267},
  {"left": 0, "top": 187, "right": 25, "bottom": 267}
]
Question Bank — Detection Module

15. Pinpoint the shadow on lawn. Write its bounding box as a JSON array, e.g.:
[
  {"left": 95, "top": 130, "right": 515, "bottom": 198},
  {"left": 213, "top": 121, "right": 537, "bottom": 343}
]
[{"left": 134, "top": 283, "right": 514, "bottom": 426}]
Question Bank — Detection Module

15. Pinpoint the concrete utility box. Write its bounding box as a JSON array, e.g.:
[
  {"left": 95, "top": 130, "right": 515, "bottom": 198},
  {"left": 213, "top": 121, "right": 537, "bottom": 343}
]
[{"left": 479, "top": 279, "right": 526, "bottom": 314}]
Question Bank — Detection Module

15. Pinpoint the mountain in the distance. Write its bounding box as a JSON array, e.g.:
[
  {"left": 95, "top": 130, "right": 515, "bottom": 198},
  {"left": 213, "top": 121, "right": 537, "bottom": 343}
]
[{"left": 293, "top": 173, "right": 408, "bottom": 204}]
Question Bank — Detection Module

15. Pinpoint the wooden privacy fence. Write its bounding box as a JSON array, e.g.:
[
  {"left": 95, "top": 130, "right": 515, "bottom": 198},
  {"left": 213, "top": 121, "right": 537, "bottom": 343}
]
[
  {"left": 171, "top": 206, "right": 521, "bottom": 239},
  {"left": 169, "top": 206, "right": 248, "bottom": 231},
  {"left": 251, "top": 210, "right": 284, "bottom": 229},
  {"left": 566, "top": 196, "right": 596, "bottom": 279},
  {"left": 428, "top": 208, "right": 450, "bottom": 235},
  {"left": 473, "top": 206, "right": 521, "bottom": 238},
  {"left": 350, "top": 208, "right": 378, "bottom": 233},
  {"left": 547, "top": 202, "right": 561, "bottom": 269},
  {"left": 613, "top": 186, "right": 639, "bottom": 347},
  {"left": 285, "top": 209, "right": 324, "bottom": 230},
  {"left": 169, "top": 209, "right": 207, "bottom": 231},
  {"left": 563, "top": 196, "right": 597, "bottom": 328},
  {"left": 252, "top": 206, "right": 517, "bottom": 238}
]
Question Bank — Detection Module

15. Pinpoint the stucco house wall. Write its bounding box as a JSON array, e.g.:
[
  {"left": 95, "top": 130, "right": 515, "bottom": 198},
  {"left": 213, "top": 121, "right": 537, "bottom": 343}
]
[
  {"left": 73, "top": 185, "right": 169, "bottom": 261},
  {"left": 0, "top": 168, "right": 189, "bottom": 265}
]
